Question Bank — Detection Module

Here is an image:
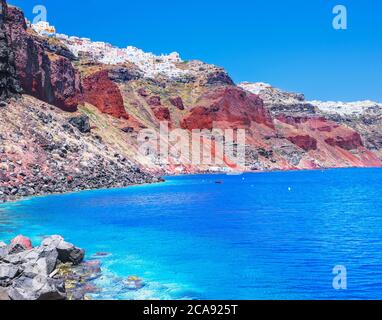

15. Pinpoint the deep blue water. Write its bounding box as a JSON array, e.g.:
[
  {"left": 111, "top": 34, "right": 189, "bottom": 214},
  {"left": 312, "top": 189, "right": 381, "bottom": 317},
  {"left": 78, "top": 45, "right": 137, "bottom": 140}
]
[{"left": 1, "top": 168, "right": 382, "bottom": 300}]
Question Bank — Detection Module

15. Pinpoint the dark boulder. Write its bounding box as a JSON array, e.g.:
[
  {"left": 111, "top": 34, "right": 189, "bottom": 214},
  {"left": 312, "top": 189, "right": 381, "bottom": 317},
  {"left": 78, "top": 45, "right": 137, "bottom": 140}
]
[
  {"left": 41, "top": 235, "right": 85, "bottom": 265},
  {"left": 121, "top": 126, "right": 134, "bottom": 133},
  {"left": 169, "top": 96, "right": 185, "bottom": 110},
  {"left": 108, "top": 66, "right": 143, "bottom": 83},
  {"left": 68, "top": 115, "right": 91, "bottom": 133}
]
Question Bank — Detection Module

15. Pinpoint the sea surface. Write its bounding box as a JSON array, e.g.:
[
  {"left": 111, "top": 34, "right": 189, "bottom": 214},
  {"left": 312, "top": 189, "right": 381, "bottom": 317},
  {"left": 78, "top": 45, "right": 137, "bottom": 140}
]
[{"left": 1, "top": 168, "right": 382, "bottom": 300}]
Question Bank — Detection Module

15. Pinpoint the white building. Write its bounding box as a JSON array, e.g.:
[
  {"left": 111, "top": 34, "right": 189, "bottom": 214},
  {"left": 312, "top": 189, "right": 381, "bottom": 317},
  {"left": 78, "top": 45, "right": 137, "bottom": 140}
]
[
  {"left": 31, "top": 21, "right": 56, "bottom": 36},
  {"left": 32, "top": 22, "right": 191, "bottom": 79}
]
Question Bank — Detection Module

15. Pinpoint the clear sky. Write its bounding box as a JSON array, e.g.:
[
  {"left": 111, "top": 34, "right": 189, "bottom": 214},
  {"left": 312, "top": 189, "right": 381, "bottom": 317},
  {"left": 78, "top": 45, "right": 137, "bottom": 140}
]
[{"left": 10, "top": 0, "right": 382, "bottom": 101}]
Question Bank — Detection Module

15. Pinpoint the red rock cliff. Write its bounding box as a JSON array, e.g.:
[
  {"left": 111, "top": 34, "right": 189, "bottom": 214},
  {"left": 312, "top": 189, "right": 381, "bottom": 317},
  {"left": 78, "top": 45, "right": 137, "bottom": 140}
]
[
  {"left": 0, "top": 0, "right": 22, "bottom": 100},
  {"left": 82, "top": 69, "right": 128, "bottom": 119},
  {"left": 4, "top": 6, "right": 82, "bottom": 111},
  {"left": 181, "top": 86, "right": 274, "bottom": 130}
]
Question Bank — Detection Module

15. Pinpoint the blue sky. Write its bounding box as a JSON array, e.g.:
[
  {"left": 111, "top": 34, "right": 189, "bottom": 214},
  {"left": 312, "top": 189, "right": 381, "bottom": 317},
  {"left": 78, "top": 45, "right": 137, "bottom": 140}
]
[{"left": 10, "top": 0, "right": 382, "bottom": 101}]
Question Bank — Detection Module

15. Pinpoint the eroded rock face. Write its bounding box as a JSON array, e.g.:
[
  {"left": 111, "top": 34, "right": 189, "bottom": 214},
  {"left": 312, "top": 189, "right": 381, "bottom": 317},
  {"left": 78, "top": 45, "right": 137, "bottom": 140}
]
[
  {"left": 239, "top": 82, "right": 316, "bottom": 117},
  {"left": 152, "top": 106, "right": 171, "bottom": 122},
  {"left": 325, "top": 132, "right": 363, "bottom": 151},
  {"left": 184, "top": 60, "right": 234, "bottom": 86},
  {"left": 169, "top": 96, "right": 185, "bottom": 110},
  {"left": 147, "top": 95, "right": 161, "bottom": 107},
  {"left": 205, "top": 69, "right": 235, "bottom": 86},
  {"left": 4, "top": 5, "right": 81, "bottom": 111},
  {"left": 181, "top": 86, "right": 274, "bottom": 130},
  {"left": 311, "top": 102, "right": 382, "bottom": 158},
  {"left": 287, "top": 135, "right": 317, "bottom": 152},
  {"left": 82, "top": 69, "right": 128, "bottom": 119},
  {"left": 0, "top": 0, "right": 22, "bottom": 101},
  {"left": 108, "top": 65, "right": 143, "bottom": 83}
]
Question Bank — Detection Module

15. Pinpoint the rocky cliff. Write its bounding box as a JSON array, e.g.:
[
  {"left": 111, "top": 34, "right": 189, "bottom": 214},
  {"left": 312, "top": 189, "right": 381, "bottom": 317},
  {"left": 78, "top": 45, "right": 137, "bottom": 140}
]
[
  {"left": 240, "top": 82, "right": 382, "bottom": 162},
  {"left": 4, "top": 4, "right": 81, "bottom": 111},
  {"left": 0, "top": 0, "right": 21, "bottom": 101},
  {"left": 0, "top": 95, "right": 161, "bottom": 202},
  {"left": 1, "top": 1, "right": 382, "bottom": 202}
]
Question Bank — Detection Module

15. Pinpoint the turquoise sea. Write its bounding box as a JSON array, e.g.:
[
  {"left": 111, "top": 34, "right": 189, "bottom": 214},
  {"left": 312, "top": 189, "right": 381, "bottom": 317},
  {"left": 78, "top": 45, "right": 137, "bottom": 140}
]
[{"left": 1, "top": 168, "right": 382, "bottom": 300}]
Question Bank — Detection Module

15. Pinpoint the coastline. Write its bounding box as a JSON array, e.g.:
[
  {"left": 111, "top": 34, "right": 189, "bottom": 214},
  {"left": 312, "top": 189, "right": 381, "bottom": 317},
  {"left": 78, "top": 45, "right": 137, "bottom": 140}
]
[
  {"left": 159, "top": 164, "right": 382, "bottom": 179},
  {"left": 0, "top": 177, "right": 165, "bottom": 205},
  {"left": 2, "top": 165, "right": 382, "bottom": 206}
]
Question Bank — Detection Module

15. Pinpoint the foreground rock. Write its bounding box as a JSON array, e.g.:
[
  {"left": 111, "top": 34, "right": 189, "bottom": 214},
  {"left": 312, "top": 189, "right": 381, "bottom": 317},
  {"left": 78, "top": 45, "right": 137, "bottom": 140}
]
[{"left": 0, "top": 235, "right": 100, "bottom": 300}]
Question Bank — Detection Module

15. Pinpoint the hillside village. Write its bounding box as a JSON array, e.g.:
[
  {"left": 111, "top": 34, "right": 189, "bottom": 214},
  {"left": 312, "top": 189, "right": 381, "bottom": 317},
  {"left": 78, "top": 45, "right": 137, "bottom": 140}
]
[{"left": 31, "top": 20, "right": 191, "bottom": 79}]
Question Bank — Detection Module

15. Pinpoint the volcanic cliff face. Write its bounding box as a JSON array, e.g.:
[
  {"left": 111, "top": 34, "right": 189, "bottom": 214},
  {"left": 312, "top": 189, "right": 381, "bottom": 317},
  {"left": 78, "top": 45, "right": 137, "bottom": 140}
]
[
  {"left": 241, "top": 82, "right": 382, "bottom": 163},
  {"left": 4, "top": 5, "right": 81, "bottom": 111},
  {"left": 181, "top": 86, "right": 274, "bottom": 130},
  {"left": 239, "top": 82, "right": 316, "bottom": 117},
  {"left": 81, "top": 67, "right": 128, "bottom": 119},
  {"left": 310, "top": 100, "right": 382, "bottom": 159},
  {"left": 0, "top": 1, "right": 160, "bottom": 202},
  {"left": 1, "top": 1, "right": 382, "bottom": 202},
  {"left": 0, "top": 0, "right": 21, "bottom": 101}
]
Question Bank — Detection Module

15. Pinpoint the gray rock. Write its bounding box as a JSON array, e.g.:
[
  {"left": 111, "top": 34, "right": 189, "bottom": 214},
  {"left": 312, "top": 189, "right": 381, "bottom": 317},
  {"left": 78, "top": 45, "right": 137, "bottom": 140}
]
[
  {"left": 0, "top": 234, "right": 93, "bottom": 300},
  {"left": 0, "top": 264, "right": 20, "bottom": 287},
  {"left": 8, "top": 274, "right": 66, "bottom": 300},
  {"left": 21, "top": 248, "right": 58, "bottom": 276},
  {"left": 109, "top": 66, "right": 143, "bottom": 83},
  {"left": 42, "top": 235, "right": 84, "bottom": 265},
  {"left": 3, "top": 245, "right": 58, "bottom": 275},
  {"left": 68, "top": 116, "right": 91, "bottom": 133},
  {"left": 2, "top": 250, "right": 26, "bottom": 265}
]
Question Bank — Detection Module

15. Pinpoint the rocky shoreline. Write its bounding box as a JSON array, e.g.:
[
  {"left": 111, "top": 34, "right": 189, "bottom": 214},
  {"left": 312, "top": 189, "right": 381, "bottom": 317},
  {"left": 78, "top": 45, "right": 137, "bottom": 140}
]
[
  {"left": 0, "top": 235, "right": 101, "bottom": 300},
  {"left": 0, "top": 176, "right": 164, "bottom": 204},
  {"left": 0, "top": 97, "right": 164, "bottom": 204}
]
